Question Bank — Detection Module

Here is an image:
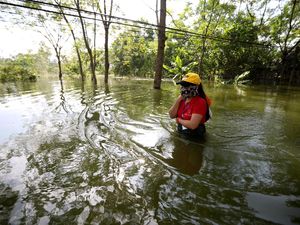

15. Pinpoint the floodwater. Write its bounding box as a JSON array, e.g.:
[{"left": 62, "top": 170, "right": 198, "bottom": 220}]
[{"left": 0, "top": 77, "right": 300, "bottom": 225}]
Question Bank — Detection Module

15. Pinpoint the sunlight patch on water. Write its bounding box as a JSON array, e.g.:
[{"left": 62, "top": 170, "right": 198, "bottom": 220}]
[
  {"left": 0, "top": 155, "right": 27, "bottom": 191},
  {"left": 1, "top": 80, "right": 300, "bottom": 224},
  {"left": 132, "top": 128, "right": 170, "bottom": 148},
  {"left": 77, "top": 206, "right": 90, "bottom": 225},
  {"left": 37, "top": 216, "right": 50, "bottom": 225}
]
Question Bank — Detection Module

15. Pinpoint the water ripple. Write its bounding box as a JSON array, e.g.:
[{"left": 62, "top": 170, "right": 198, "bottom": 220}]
[{"left": 1, "top": 79, "right": 300, "bottom": 224}]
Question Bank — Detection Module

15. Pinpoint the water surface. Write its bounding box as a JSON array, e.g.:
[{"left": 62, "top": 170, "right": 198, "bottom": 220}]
[{"left": 0, "top": 77, "right": 300, "bottom": 224}]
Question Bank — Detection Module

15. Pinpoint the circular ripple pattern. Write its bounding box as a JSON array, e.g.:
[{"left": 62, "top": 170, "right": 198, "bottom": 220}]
[{"left": 0, "top": 79, "right": 300, "bottom": 224}]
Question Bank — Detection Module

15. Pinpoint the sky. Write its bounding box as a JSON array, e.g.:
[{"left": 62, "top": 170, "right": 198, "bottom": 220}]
[{"left": 0, "top": 0, "right": 187, "bottom": 58}]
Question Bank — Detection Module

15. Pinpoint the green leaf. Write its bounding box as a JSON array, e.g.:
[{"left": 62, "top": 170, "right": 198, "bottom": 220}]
[{"left": 175, "top": 55, "right": 183, "bottom": 68}]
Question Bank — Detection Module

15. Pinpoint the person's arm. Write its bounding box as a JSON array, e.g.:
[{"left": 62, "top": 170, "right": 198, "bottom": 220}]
[
  {"left": 177, "top": 114, "right": 202, "bottom": 130},
  {"left": 169, "top": 95, "right": 182, "bottom": 119},
  {"left": 177, "top": 97, "right": 206, "bottom": 129}
]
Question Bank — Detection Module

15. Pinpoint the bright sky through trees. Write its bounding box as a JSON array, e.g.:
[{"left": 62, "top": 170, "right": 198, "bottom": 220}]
[{"left": 0, "top": 0, "right": 187, "bottom": 58}]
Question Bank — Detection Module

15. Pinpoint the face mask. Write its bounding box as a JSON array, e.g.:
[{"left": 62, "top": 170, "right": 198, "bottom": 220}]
[{"left": 180, "top": 85, "right": 198, "bottom": 99}]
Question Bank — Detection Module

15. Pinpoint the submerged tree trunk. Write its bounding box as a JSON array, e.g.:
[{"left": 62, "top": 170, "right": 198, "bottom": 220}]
[
  {"left": 104, "top": 26, "right": 110, "bottom": 83},
  {"left": 153, "top": 0, "right": 166, "bottom": 89},
  {"left": 66, "top": 19, "right": 85, "bottom": 81},
  {"left": 56, "top": 0, "right": 85, "bottom": 81},
  {"left": 76, "top": 47, "right": 85, "bottom": 82},
  {"left": 55, "top": 47, "right": 63, "bottom": 80},
  {"left": 96, "top": 0, "right": 113, "bottom": 84},
  {"left": 93, "top": 12, "right": 97, "bottom": 75},
  {"left": 74, "top": 0, "right": 97, "bottom": 84}
]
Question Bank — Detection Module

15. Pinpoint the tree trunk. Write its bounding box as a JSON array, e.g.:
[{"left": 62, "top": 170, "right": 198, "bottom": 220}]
[
  {"left": 55, "top": 48, "right": 62, "bottom": 80},
  {"left": 104, "top": 26, "right": 110, "bottom": 84},
  {"left": 56, "top": 1, "right": 85, "bottom": 81},
  {"left": 198, "top": 39, "right": 207, "bottom": 74},
  {"left": 153, "top": 0, "right": 166, "bottom": 90},
  {"left": 97, "top": 0, "right": 113, "bottom": 84},
  {"left": 277, "top": 0, "right": 297, "bottom": 83},
  {"left": 75, "top": 0, "right": 97, "bottom": 84},
  {"left": 70, "top": 26, "right": 85, "bottom": 81},
  {"left": 288, "top": 67, "right": 295, "bottom": 86},
  {"left": 197, "top": 0, "right": 216, "bottom": 75},
  {"left": 69, "top": 25, "right": 85, "bottom": 81},
  {"left": 93, "top": 12, "right": 97, "bottom": 76},
  {"left": 75, "top": 47, "right": 85, "bottom": 82}
]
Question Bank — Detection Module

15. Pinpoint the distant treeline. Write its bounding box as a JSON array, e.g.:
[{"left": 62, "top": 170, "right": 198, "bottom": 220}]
[{"left": 1, "top": 0, "right": 299, "bottom": 85}]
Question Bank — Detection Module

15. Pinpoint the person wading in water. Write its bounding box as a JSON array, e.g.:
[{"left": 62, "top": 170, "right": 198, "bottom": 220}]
[{"left": 169, "top": 73, "right": 211, "bottom": 138}]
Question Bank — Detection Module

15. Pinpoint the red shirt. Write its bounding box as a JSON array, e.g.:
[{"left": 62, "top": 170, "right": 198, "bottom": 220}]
[{"left": 177, "top": 96, "right": 207, "bottom": 124}]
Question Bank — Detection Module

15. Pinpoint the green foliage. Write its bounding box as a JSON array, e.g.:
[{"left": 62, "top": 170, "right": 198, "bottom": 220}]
[
  {"left": 217, "top": 13, "right": 262, "bottom": 77},
  {"left": 63, "top": 56, "right": 85, "bottom": 76},
  {"left": 111, "top": 27, "right": 156, "bottom": 77},
  {"left": 268, "top": 0, "right": 300, "bottom": 50},
  {"left": 0, "top": 56, "right": 37, "bottom": 82},
  {"left": 0, "top": 47, "right": 51, "bottom": 82},
  {"left": 163, "top": 0, "right": 291, "bottom": 82},
  {"left": 163, "top": 55, "right": 198, "bottom": 81},
  {"left": 5, "top": 0, "right": 298, "bottom": 84},
  {"left": 63, "top": 47, "right": 104, "bottom": 76},
  {"left": 234, "top": 71, "right": 252, "bottom": 85}
]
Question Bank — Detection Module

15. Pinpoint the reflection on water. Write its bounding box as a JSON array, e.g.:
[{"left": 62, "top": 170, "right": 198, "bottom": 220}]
[
  {"left": 164, "top": 137, "right": 204, "bottom": 176},
  {"left": 247, "top": 192, "right": 300, "bottom": 225},
  {"left": 0, "top": 77, "right": 300, "bottom": 224}
]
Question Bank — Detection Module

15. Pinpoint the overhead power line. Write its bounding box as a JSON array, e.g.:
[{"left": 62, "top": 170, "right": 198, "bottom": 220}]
[
  {"left": 0, "top": 1, "right": 160, "bottom": 34},
  {"left": 0, "top": 0, "right": 274, "bottom": 48}
]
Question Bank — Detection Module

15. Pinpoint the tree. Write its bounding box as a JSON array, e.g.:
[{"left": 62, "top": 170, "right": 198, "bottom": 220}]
[
  {"left": 74, "top": 0, "right": 97, "bottom": 84},
  {"left": 96, "top": 0, "right": 114, "bottom": 84},
  {"left": 163, "top": 4, "right": 198, "bottom": 75},
  {"left": 54, "top": 0, "right": 85, "bottom": 81},
  {"left": 153, "top": 0, "right": 166, "bottom": 89},
  {"left": 20, "top": 1, "right": 69, "bottom": 80},
  {"left": 111, "top": 27, "right": 156, "bottom": 77},
  {"left": 0, "top": 48, "right": 51, "bottom": 82},
  {"left": 163, "top": 55, "right": 198, "bottom": 81},
  {"left": 269, "top": 0, "right": 299, "bottom": 82}
]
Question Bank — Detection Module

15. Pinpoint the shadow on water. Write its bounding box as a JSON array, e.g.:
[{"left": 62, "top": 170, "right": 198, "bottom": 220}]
[{"left": 0, "top": 78, "right": 300, "bottom": 224}]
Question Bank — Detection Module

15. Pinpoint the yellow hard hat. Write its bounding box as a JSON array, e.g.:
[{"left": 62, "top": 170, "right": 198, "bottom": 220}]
[{"left": 176, "top": 73, "right": 201, "bottom": 86}]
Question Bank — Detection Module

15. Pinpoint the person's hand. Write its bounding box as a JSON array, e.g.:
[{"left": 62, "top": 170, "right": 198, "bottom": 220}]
[{"left": 168, "top": 95, "right": 183, "bottom": 119}]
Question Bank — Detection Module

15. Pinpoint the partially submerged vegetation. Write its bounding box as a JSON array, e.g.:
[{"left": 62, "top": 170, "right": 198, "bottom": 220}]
[
  {"left": 0, "top": 47, "right": 51, "bottom": 82},
  {"left": 0, "top": 61, "right": 36, "bottom": 82},
  {"left": 1, "top": 0, "right": 299, "bottom": 85},
  {"left": 0, "top": 55, "right": 37, "bottom": 82}
]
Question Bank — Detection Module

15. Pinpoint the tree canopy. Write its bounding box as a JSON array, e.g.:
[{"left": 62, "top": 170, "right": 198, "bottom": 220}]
[{"left": 0, "top": 0, "right": 299, "bottom": 85}]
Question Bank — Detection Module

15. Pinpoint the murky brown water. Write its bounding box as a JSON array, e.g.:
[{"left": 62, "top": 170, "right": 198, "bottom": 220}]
[{"left": 0, "top": 77, "right": 300, "bottom": 224}]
